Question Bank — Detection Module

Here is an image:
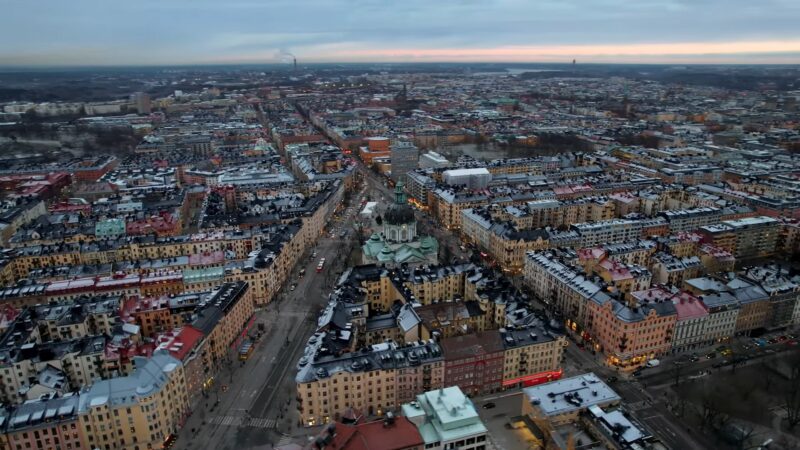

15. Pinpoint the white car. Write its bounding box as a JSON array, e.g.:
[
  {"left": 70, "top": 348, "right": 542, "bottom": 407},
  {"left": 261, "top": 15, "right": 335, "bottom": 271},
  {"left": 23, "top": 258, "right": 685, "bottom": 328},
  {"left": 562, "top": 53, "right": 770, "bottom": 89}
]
[{"left": 646, "top": 359, "right": 660, "bottom": 368}]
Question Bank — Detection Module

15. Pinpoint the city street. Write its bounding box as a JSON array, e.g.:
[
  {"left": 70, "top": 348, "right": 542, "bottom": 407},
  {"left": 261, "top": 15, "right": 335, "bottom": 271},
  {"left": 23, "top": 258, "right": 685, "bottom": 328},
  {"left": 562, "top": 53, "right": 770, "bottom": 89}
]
[{"left": 174, "top": 183, "right": 367, "bottom": 450}]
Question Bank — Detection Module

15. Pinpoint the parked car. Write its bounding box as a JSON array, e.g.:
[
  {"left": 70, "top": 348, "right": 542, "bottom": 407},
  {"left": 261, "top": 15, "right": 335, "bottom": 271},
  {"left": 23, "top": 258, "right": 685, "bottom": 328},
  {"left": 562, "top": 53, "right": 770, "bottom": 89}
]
[
  {"left": 706, "top": 352, "right": 717, "bottom": 359},
  {"left": 632, "top": 369, "right": 643, "bottom": 377},
  {"left": 689, "top": 355, "right": 700, "bottom": 362},
  {"left": 646, "top": 359, "right": 661, "bottom": 368},
  {"left": 606, "top": 376, "right": 618, "bottom": 383},
  {"left": 482, "top": 402, "right": 496, "bottom": 409}
]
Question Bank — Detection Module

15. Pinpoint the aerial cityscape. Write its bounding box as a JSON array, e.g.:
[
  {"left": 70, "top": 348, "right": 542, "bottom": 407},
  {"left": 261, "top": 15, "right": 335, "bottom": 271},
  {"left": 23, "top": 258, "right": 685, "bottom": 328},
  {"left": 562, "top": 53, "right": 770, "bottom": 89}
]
[{"left": 1, "top": 2, "right": 800, "bottom": 450}]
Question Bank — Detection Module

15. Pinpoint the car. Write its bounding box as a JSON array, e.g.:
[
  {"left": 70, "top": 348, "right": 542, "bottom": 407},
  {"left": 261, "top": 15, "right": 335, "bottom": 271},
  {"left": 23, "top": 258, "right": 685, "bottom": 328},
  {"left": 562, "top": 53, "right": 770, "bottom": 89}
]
[
  {"left": 482, "top": 402, "right": 496, "bottom": 409},
  {"left": 779, "top": 335, "right": 789, "bottom": 342},
  {"left": 163, "top": 435, "right": 177, "bottom": 449},
  {"left": 706, "top": 352, "right": 717, "bottom": 359},
  {"left": 290, "top": 284, "right": 297, "bottom": 292},
  {"left": 646, "top": 359, "right": 661, "bottom": 368},
  {"left": 712, "top": 362, "right": 724, "bottom": 369},
  {"left": 689, "top": 354, "right": 700, "bottom": 362},
  {"left": 606, "top": 376, "right": 618, "bottom": 383},
  {"left": 787, "top": 339, "right": 799, "bottom": 346},
  {"left": 632, "top": 369, "right": 643, "bottom": 377},
  {"left": 721, "top": 349, "right": 733, "bottom": 357}
]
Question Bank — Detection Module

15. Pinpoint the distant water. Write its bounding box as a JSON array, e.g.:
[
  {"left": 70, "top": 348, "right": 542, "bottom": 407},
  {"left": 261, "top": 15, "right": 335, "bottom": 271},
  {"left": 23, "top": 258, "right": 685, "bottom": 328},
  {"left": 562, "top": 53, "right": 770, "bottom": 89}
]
[{"left": 506, "top": 68, "right": 559, "bottom": 75}]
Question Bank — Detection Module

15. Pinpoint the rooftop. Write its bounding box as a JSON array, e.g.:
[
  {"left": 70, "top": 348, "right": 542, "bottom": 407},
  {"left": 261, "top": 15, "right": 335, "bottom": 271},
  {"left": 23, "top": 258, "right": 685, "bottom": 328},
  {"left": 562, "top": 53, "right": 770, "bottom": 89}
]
[{"left": 522, "top": 372, "right": 621, "bottom": 417}]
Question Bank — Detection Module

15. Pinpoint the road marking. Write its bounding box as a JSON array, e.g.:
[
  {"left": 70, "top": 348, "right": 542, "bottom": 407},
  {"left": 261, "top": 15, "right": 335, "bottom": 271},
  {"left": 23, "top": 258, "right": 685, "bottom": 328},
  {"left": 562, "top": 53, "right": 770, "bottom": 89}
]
[{"left": 276, "top": 436, "right": 293, "bottom": 446}]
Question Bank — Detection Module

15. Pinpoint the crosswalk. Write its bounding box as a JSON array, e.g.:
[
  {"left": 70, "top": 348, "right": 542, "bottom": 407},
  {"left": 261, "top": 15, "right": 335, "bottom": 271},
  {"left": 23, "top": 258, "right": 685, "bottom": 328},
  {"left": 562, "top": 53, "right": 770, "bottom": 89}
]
[
  {"left": 209, "top": 415, "right": 276, "bottom": 429},
  {"left": 275, "top": 436, "right": 294, "bottom": 446}
]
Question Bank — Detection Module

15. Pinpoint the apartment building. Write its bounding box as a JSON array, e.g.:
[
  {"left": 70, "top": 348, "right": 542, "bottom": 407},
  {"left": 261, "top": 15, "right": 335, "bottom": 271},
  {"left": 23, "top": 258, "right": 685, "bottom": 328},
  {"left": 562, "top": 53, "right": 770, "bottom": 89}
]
[
  {"left": 631, "top": 288, "right": 709, "bottom": 354},
  {"left": 523, "top": 251, "right": 609, "bottom": 329},
  {"left": 190, "top": 282, "right": 255, "bottom": 382},
  {"left": 742, "top": 266, "right": 800, "bottom": 330},
  {"left": 699, "top": 216, "right": 779, "bottom": 259},
  {"left": 571, "top": 219, "right": 643, "bottom": 248},
  {"left": 441, "top": 332, "right": 504, "bottom": 396},
  {"left": 296, "top": 341, "right": 444, "bottom": 427},
  {"left": 500, "top": 326, "right": 566, "bottom": 390},
  {"left": 585, "top": 293, "right": 677, "bottom": 370},
  {"left": 406, "top": 171, "right": 437, "bottom": 207},
  {"left": 390, "top": 142, "right": 419, "bottom": 183},
  {"left": 432, "top": 189, "right": 488, "bottom": 230},
  {"left": 2, "top": 394, "right": 87, "bottom": 450},
  {"left": 660, "top": 207, "right": 722, "bottom": 233},
  {"left": 78, "top": 352, "right": 189, "bottom": 450},
  {"left": 695, "top": 289, "right": 740, "bottom": 344}
]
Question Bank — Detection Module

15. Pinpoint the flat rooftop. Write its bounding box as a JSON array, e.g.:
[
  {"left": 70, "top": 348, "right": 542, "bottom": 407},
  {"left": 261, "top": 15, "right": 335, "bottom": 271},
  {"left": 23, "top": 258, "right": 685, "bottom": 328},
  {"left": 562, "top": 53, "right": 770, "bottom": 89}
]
[{"left": 522, "top": 372, "right": 620, "bottom": 417}]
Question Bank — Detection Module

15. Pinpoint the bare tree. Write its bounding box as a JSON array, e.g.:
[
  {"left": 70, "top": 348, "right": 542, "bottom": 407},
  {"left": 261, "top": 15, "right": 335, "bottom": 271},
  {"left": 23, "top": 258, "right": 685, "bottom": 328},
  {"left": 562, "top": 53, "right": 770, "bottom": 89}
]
[
  {"left": 762, "top": 361, "right": 775, "bottom": 391},
  {"left": 673, "top": 361, "right": 685, "bottom": 386},
  {"left": 735, "top": 378, "right": 758, "bottom": 401},
  {"left": 784, "top": 350, "right": 800, "bottom": 429},
  {"left": 697, "top": 385, "right": 730, "bottom": 433}
]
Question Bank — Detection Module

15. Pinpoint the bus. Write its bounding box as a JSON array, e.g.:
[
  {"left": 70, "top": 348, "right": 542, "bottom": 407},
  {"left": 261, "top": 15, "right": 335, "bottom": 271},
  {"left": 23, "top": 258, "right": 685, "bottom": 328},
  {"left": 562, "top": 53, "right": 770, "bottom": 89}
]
[
  {"left": 316, "top": 258, "right": 326, "bottom": 273},
  {"left": 238, "top": 340, "right": 254, "bottom": 361}
]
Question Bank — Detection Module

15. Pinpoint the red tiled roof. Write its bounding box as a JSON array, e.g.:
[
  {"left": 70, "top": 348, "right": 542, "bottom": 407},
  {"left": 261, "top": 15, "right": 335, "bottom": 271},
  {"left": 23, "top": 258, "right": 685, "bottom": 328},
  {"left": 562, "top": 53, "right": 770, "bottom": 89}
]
[
  {"left": 324, "top": 418, "right": 423, "bottom": 450},
  {"left": 155, "top": 326, "right": 204, "bottom": 361}
]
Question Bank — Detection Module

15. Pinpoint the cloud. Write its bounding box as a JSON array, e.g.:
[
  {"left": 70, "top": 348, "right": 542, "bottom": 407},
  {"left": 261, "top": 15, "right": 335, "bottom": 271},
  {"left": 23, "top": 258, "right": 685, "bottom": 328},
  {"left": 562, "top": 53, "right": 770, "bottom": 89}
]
[{"left": 0, "top": 0, "right": 799, "bottom": 65}]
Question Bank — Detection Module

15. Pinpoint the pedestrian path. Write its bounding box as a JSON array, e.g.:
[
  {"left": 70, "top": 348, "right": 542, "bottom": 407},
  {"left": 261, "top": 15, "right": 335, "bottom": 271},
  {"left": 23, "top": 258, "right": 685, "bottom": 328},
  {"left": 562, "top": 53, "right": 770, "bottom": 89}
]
[{"left": 209, "top": 415, "right": 277, "bottom": 429}]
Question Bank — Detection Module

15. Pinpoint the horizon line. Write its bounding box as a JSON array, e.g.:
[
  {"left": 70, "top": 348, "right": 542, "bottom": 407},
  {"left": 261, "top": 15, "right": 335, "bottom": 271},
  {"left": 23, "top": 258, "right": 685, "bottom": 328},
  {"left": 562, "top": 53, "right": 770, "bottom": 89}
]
[{"left": 1, "top": 60, "right": 799, "bottom": 70}]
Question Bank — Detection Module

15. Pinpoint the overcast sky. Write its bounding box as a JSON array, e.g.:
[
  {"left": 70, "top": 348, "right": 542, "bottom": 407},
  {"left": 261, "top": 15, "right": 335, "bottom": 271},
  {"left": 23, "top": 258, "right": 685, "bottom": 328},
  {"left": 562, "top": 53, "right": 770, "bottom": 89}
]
[{"left": 2, "top": 0, "right": 799, "bottom": 66}]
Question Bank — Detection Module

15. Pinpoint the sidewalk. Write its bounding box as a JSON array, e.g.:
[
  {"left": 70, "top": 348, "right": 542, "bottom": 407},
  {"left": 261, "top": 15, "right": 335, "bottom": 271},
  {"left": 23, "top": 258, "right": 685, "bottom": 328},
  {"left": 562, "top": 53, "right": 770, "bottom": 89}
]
[{"left": 175, "top": 301, "right": 291, "bottom": 450}]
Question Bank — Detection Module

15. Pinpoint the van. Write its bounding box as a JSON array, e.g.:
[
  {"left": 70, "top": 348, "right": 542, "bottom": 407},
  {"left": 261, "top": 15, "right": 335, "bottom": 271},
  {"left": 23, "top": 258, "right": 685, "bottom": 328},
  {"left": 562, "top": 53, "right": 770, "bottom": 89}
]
[{"left": 646, "top": 359, "right": 660, "bottom": 368}]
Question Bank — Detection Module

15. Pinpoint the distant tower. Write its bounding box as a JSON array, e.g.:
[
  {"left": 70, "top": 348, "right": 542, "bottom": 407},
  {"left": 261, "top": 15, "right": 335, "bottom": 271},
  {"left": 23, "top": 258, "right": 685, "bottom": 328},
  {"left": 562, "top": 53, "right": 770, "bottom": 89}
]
[
  {"left": 131, "top": 92, "right": 151, "bottom": 114},
  {"left": 293, "top": 58, "right": 297, "bottom": 70}
]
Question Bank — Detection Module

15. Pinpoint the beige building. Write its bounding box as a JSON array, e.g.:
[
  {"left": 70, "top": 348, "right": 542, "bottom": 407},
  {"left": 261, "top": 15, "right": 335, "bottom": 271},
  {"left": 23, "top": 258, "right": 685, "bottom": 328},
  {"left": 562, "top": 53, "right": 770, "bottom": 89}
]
[
  {"left": 296, "top": 341, "right": 444, "bottom": 427},
  {"left": 501, "top": 327, "right": 567, "bottom": 389},
  {"left": 78, "top": 352, "right": 189, "bottom": 450},
  {"left": 190, "top": 282, "right": 255, "bottom": 385}
]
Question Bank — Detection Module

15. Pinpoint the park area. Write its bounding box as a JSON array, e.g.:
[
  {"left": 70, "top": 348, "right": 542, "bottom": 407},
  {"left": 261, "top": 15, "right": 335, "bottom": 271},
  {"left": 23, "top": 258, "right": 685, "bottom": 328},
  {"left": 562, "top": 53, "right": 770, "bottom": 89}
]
[{"left": 663, "top": 349, "right": 800, "bottom": 449}]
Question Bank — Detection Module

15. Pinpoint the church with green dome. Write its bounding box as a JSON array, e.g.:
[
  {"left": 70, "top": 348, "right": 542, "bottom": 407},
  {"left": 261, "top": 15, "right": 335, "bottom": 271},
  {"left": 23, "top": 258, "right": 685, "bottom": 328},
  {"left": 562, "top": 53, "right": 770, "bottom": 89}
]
[{"left": 361, "top": 182, "right": 439, "bottom": 267}]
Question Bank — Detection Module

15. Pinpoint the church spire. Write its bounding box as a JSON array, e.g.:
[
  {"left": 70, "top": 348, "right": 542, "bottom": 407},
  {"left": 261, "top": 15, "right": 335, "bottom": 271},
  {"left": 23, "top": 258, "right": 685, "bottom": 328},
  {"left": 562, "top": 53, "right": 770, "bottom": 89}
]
[{"left": 394, "top": 180, "right": 407, "bottom": 205}]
